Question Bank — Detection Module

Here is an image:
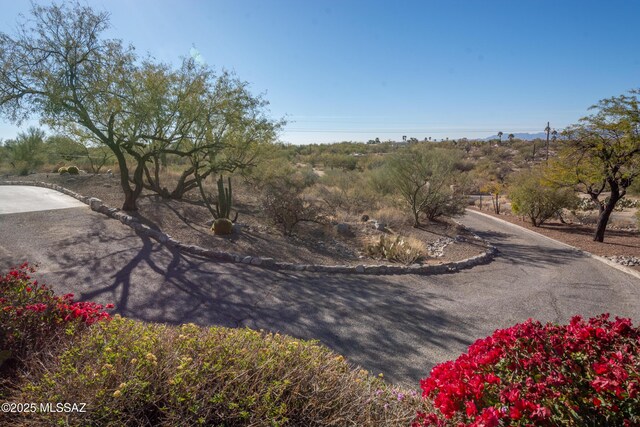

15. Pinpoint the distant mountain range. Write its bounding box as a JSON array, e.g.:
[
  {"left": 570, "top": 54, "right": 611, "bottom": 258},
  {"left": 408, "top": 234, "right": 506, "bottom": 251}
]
[{"left": 483, "top": 132, "right": 547, "bottom": 141}]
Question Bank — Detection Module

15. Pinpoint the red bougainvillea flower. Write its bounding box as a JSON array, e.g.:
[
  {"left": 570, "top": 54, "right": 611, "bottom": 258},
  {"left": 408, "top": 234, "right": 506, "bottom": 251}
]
[
  {"left": 1, "top": 263, "right": 115, "bottom": 331},
  {"left": 415, "top": 315, "right": 640, "bottom": 426}
]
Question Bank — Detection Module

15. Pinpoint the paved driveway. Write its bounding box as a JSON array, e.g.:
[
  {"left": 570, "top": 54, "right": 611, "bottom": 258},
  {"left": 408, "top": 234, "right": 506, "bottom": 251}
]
[
  {"left": 1, "top": 187, "right": 639, "bottom": 387},
  {"left": 0, "top": 185, "right": 86, "bottom": 214}
]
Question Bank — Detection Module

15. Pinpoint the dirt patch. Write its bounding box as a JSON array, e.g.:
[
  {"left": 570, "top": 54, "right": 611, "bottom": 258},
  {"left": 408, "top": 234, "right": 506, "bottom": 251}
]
[{"left": 7, "top": 173, "right": 487, "bottom": 266}]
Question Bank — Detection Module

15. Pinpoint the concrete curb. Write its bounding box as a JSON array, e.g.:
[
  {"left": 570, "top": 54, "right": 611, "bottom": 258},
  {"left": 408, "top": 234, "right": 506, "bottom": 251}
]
[
  {"left": 1, "top": 180, "right": 498, "bottom": 275},
  {"left": 466, "top": 209, "right": 640, "bottom": 281}
]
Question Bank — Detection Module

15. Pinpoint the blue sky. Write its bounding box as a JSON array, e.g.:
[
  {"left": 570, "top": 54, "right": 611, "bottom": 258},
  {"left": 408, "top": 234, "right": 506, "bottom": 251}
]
[{"left": 1, "top": 0, "right": 639, "bottom": 144}]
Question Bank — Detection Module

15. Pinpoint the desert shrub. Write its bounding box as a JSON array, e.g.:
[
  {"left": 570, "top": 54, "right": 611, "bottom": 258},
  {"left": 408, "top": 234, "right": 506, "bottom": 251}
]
[
  {"left": 253, "top": 157, "right": 325, "bottom": 236},
  {"left": 12, "top": 317, "right": 428, "bottom": 426},
  {"left": 384, "top": 148, "right": 467, "bottom": 226},
  {"left": 608, "top": 196, "right": 640, "bottom": 211},
  {"left": 365, "top": 235, "right": 425, "bottom": 264},
  {"left": 58, "top": 166, "right": 68, "bottom": 174},
  {"left": 414, "top": 314, "right": 640, "bottom": 427},
  {"left": 263, "top": 186, "right": 324, "bottom": 236},
  {"left": 509, "top": 169, "right": 579, "bottom": 226},
  {"left": 574, "top": 197, "right": 598, "bottom": 211},
  {"left": 372, "top": 206, "right": 409, "bottom": 230},
  {"left": 66, "top": 165, "right": 79, "bottom": 174},
  {"left": 418, "top": 189, "right": 467, "bottom": 222},
  {"left": 572, "top": 196, "right": 639, "bottom": 213},
  {"left": 321, "top": 152, "right": 359, "bottom": 171},
  {"left": 246, "top": 153, "right": 317, "bottom": 191},
  {"left": 3, "top": 127, "right": 46, "bottom": 175},
  {"left": 317, "top": 170, "right": 376, "bottom": 215},
  {"left": 0, "top": 264, "right": 113, "bottom": 385},
  {"left": 628, "top": 178, "right": 640, "bottom": 197}
]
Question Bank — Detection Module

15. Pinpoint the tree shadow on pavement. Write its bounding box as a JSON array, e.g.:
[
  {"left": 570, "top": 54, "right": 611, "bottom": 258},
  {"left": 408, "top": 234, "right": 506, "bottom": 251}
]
[
  {"left": 42, "top": 228, "right": 475, "bottom": 388},
  {"left": 495, "top": 243, "right": 587, "bottom": 267},
  {"left": 469, "top": 229, "right": 588, "bottom": 268}
]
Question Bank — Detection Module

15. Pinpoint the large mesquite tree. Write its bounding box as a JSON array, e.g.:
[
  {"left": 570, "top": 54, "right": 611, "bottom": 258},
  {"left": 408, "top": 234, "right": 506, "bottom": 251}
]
[
  {"left": 552, "top": 89, "right": 640, "bottom": 242},
  {"left": 0, "top": 3, "right": 279, "bottom": 210}
]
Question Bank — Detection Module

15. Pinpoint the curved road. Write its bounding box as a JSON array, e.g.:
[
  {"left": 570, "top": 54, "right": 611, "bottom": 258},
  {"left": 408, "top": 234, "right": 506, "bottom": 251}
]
[{"left": 1, "top": 187, "right": 639, "bottom": 387}]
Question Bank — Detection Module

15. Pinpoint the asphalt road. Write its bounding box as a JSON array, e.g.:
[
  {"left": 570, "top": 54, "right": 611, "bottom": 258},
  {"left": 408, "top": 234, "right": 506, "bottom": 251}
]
[{"left": 1, "top": 187, "right": 639, "bottom": 388}]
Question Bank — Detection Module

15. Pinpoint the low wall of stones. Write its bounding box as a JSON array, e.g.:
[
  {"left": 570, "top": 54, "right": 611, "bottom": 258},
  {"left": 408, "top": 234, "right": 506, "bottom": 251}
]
[{"left": 1, "top": 181, "right": 498, "bottom": 275}]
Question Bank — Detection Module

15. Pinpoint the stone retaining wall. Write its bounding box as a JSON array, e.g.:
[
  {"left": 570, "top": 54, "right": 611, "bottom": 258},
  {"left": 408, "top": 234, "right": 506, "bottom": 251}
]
[{"left": 1, "top": 181, "right": 498, "bottom": 275}]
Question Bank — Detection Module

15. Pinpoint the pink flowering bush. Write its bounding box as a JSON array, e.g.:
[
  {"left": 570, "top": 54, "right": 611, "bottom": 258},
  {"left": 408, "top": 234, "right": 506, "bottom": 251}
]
[
  {"left": 0, "top": 263, "right": 114, "bottom": 369},
  {"left": 414, "top": 315, "right": 640, "bottom": 426}
]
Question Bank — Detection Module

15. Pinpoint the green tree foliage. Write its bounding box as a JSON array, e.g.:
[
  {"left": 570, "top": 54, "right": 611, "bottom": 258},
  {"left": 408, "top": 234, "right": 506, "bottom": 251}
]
[
  {"left": 0, "top": 3, "right": 279, "bottom": 211},
  {"left": 550, "top": 89, "right": 640, "bottom": 241},
  {"left": 509, "top": 168, "right": 579, "bottom": 226},
  {"left": 384, "top": 147, "right": 466, "bottom": 227},
  {"left": 45, "top": 135, "right": 85, "bottom": 163},
  {"left": 4, "top": 127, "right": 46, "bottom": 175},
  {"left": 45, "top": 134, "right": 114, "bottom": 173}
]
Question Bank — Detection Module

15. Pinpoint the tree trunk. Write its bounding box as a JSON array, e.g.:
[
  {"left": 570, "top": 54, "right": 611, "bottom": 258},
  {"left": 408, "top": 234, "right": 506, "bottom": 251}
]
[
  {"left": 116, "top": 152, "right": 145, "bottom": 212},
  {"left": 113, "top": 149, "right": 138, "bottom": 211},
  {"left": 593, "top": 182, "right": 621, "bottom": 242},
  {"left": 169, "top": 166, "right": 196, "bottom": 199},
  {"left": 128, "top": 161, "right": 145, "bottom": 210},
  {"left": 122, "top": 189, "right": 138, "bottom": 211},
  {"left": 143, "top": 162, "right": 171, "bottom": 198},
  {"left": 594, "top": 210, "right": 612, "bottom": 242}
]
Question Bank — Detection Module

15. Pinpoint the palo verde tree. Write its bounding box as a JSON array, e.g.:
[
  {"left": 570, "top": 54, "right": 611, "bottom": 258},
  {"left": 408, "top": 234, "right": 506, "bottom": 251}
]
[
  {"left": 0, "top": 3, "right": 144, "bottom": 209},
  {"left": 0, "top": 3, "right": 279, "bottom": 210},
  {"left": 551, "top": 89, "right": 640, "bottom": 242},
  {"left": 181, "top": 72, "right": 281, "bottom": 201}
]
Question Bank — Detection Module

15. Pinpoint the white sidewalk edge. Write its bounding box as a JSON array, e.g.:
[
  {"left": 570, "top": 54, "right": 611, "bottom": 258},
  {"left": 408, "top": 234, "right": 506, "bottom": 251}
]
[{"left": 466, "top": 209, "right": 640, "bottom": 282}]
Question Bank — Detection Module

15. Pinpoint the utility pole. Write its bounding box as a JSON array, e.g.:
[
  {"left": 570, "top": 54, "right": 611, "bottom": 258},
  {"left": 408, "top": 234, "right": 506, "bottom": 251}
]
[{"left": 544, "top": 122, "right": 551, "bottom": 164}]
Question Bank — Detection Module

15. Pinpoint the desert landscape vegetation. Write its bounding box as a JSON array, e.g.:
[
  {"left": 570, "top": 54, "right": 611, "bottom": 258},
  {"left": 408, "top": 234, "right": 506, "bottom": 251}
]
[{"left": 1, "top": 2, "right": 639, "bottom": 426}]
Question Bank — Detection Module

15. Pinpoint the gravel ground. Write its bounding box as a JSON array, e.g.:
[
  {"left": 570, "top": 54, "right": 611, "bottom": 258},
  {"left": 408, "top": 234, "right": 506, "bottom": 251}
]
[{"left": 6, "top": 173, "right": 486, "bottom": 266}]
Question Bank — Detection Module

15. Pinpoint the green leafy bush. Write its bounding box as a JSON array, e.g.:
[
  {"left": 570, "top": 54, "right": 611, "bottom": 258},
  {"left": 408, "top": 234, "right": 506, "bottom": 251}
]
[
  {"left": 509, "top": 169, "right": 579, "bottom": 226},
  {"left": 3, "top": 127, "right": 46, "bottom": 175},
  {"left": 12, "top": 317, "right": 427, "bottom": 426}
]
